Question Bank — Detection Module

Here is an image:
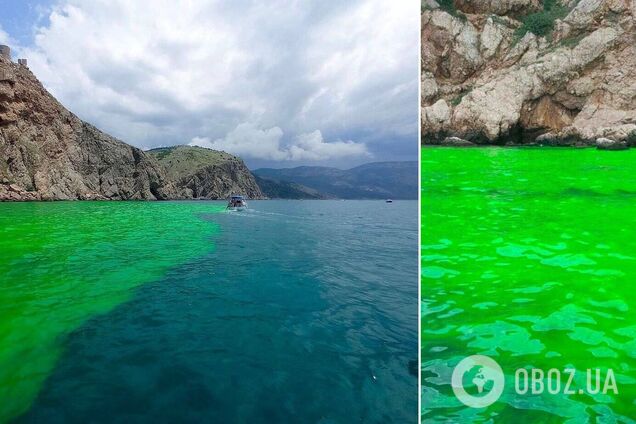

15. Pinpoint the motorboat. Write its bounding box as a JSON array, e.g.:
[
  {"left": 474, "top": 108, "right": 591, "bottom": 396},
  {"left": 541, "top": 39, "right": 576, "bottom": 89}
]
[{"left": 227, "top": 195, "right": 248, "bottom": 211}]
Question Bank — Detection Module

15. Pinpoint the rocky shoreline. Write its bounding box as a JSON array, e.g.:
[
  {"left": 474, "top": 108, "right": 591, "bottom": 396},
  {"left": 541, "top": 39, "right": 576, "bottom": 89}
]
[
  {"left": 421, "top": 0, "right": 636, "bottom": 148},
  {"left": 425, "top": 135, "right": 635, "bottom": 150}
]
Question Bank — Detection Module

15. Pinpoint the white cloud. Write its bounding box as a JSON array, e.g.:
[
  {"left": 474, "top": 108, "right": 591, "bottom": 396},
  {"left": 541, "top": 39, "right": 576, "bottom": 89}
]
[
  {"left": 190, "top": 123, "right": 287, "bottom": 161},
  {"left": 189, "top": 123, "right": 369, "bottom": 161},
  {"left": 15, "top": 0, "right": 418, "bottom": 164}
]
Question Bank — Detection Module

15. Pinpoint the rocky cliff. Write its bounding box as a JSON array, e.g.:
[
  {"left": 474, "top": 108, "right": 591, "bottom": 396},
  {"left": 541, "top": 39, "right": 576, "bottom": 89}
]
[
  {"left": 147, "top": 146, "right": 264, "bottom": 200},
  {"left": 422, "top": 0, "right": 636, "bottom": 147},
  {"left": 0, "top": 55, "right": 179, "bottom": 200},
  {"left": 0, "top": 53, "right": 266, "bottom": 201}
]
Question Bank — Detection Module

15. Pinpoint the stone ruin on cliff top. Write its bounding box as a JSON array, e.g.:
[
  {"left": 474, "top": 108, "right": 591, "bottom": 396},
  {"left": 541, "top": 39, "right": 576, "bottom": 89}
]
[
  {"left": 0, "top": 45, "right": 29, "bottom": 90},
  {"left": 0, "top": 45, "right": 28, "bottom": 66}
]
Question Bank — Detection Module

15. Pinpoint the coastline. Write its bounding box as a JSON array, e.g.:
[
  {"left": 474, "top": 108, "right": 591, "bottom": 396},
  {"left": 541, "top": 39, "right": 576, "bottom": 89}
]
[
  {"left": 422, "top": 137, "right": 635, "bottom": 150},
  {"left": 422, "top": 144, "right": 617, "bottom": 148}
]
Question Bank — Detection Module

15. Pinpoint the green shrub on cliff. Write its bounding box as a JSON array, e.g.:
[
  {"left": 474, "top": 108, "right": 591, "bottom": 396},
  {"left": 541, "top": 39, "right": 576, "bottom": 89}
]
[
  {"left": 437, "top": 0, "right": 456, "bottom": 14},
  {"left": 515, "top": 0, "right": 568, "bottom": 39},
  {"left": 517, "top": 13, "right": 555, "bottom": 37}
]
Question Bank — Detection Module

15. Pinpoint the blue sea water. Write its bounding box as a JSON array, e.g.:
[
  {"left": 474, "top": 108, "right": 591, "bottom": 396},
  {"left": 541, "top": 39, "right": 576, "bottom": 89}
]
[{"left": 18, "top": 200, "right": 418, "bottom": 423}]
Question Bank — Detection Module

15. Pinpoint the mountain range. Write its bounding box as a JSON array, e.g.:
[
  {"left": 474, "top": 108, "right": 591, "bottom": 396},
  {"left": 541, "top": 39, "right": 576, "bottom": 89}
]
[{"left": 254, "top": 162, "right": 418, "bottom": 199}]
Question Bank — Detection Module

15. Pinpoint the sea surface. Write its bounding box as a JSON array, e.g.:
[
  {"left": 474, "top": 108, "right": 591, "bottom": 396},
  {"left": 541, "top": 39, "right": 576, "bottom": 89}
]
[
  {"left": 0, "top": 200, "right": 417, "bottom": 423},
  {"left": 421, "top": 147, "right": 636, "bottom": 422}
]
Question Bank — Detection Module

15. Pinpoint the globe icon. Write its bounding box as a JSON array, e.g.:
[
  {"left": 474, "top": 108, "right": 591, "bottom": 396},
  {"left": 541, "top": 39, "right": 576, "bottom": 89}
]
[
  {"left": 462, "top": 365, "right": 495, "bottom": 396},
  {"left": 452, "top": 355, "right": 505, "bottom": 408}
]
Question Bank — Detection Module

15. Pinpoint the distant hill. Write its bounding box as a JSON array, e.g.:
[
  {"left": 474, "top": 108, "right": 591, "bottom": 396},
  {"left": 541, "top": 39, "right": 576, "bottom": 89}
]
[
  {"left": 254, "top": 175, "right": 329, "bottom": 199},
  {"left": 147, "top": 146, "right": 263, "bottom": 199},
  {"left": 253, "top": 161, "right": 417, "bottom": 199}
]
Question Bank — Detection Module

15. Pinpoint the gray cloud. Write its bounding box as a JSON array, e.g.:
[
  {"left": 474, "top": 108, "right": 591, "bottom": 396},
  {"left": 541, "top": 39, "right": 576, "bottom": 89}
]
[{"left": 19, "top": 0, "right": 419, "bottom": 166}]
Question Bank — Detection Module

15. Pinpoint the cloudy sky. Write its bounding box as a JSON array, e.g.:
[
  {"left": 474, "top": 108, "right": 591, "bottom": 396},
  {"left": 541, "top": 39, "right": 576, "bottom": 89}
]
[{"left": 0, "top": 0, "right": 418, "bottom": 168}]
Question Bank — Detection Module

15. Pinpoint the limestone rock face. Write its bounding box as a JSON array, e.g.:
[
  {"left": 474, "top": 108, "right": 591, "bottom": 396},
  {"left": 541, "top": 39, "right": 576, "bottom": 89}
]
[
  {"left": 480, "top": 17, "right": 515, "bottom": 60},
  {"left": 422, "top": 11, "right": 483, "bottom": 84},
  {"left": 564, "top": 0, "right": 608, "bottom": 31},
  {"left": 421, "top": 0, "right": 636, "bottom": 146},
  {"left": 0, "top": 56, "right": 178, "bottom": 201},
  {"left": 423, "top": 99, "right": 452, "bottom": 135},
  {"left": 596, "top": 137, "right": 628, "bottom": 150},
  {"left": 181, "top": 162, "right": 263, "bottom": 199}
]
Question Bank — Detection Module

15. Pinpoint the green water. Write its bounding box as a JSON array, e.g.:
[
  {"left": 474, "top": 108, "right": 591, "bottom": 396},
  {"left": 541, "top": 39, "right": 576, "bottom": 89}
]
[
  {"left": 421, "top": 148, "right": 636, "bottom": 422},
  {"left": 0, "top": 202, "right": 223, "bottom": 422},
  {"left": 16, "top": 201, "right": 417, "bottom": 423}
]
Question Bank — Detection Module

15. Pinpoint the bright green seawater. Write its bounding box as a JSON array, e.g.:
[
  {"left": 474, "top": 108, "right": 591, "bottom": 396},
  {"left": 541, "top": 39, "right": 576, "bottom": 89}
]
[
  {"left": 421, "top": 148, "right": 636, "bottom": 422},
  {"left": 0, "top": 202, "right": 222, "bottom": 422}
]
